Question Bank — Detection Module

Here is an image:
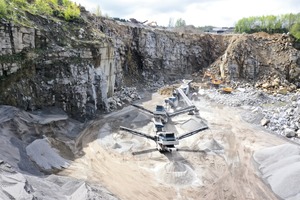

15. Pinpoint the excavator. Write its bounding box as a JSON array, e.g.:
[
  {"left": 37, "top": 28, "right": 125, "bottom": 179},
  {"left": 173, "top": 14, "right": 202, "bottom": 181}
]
[{"left": 203, "top": 70, "right": 233, "bottom": 93}]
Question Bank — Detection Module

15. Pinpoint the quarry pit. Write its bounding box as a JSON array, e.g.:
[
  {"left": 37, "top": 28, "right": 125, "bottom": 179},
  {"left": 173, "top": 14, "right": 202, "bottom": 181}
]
[{"left": 1, "top": 6, "right": 300, "bottom": 200}]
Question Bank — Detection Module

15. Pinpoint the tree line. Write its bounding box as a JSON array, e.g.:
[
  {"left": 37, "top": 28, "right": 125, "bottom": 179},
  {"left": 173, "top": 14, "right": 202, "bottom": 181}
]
[
  {"left": 168, "top": 18, "right": 186, "bottom": 27},
  {"left": 167, "top": 13, "right": 300, "bottom": 41},
  {"left": 235, "top": 13, "right": 300, "bottom": 40}
]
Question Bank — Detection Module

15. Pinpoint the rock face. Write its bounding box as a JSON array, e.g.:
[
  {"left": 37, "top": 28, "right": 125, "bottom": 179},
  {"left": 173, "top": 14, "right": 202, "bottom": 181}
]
[
  {"left": 0, "top": 18, "right": 120, "bottom": 120},
  {"left": 102, "top": 19, "right": 230, "bottom": 84},
  {"left": 210, "top": 32, "right": 300, "bottom": 92},
  {"left": 0, "top": 15, "right": 231, "bottom": 119},
  {"left": 0, "top": 11, "right": 300, "bottom": 119}
]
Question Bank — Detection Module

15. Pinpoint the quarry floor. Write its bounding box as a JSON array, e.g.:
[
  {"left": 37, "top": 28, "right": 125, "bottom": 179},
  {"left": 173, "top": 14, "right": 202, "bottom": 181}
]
[{"left": 59, "top": 92, "right": 288, "bottom": 200}]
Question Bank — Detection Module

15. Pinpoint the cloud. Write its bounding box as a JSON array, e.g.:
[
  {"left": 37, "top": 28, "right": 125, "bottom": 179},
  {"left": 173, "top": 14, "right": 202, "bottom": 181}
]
[
  {"left": 87, "top": 0, "right": 201, "bottom": 17},
  {"left": 73, "top": 0, "right": 300, "bottom": 27}
]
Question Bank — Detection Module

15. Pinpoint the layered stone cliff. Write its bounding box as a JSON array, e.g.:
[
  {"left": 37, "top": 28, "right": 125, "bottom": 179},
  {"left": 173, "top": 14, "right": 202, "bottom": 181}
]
[
  {"left": 0, "top": 14, "right": 121, "bottom": 120},
  {"left": 210, "top": 32, "right": 300, "bottom": 92},
  {"left": 0, "top": 9, "right": 300, "bottom": 119},
  {"left": 102, "top": 19, "right": 231, "bottom": 84}
]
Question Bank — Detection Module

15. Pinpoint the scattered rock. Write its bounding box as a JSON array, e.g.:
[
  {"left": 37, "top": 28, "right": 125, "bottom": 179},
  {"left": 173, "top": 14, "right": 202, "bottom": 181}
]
[
  {"left": 262, "top": 83, "right": 270, "bottom": 88},
  {"left": 278, "top": 88, "right": 288, "bottom": 95},
  {"left": 201, "top": 82, "right": 300, "bottom": 141},
  {"left": 297, "top": 130, "right": 300, "bottom": 137},
  {"left": 284, "top": 128, "right": 297, "bottom": 138},
  {"left": 107, "top": 87, "right": 141, "bottom": 111},
  {"left": 261, "top": 118, "right": 270, "bottom": 126}
]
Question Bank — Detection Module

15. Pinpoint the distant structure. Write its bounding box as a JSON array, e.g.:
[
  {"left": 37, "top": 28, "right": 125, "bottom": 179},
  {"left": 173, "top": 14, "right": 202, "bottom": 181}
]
[{"left": 206, "top": 27, "right": 234, "bottom": 34}]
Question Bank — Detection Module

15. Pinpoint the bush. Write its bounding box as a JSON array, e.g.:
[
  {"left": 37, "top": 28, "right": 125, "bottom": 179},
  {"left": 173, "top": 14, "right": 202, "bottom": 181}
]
[
  {"left": 12, "top": 0, "right": 27, "bottom": 7},
  {"left": 0, "top": 0, "right": 7, "bottom": 17},
  {"left": 34, "top": 0, "right": 53, "bottom": 15},
  {"left": 48, "top": 0, "right": 58, "bottom": 5},
  {"left": 63, "top": 3, "right": 80, "bottom": 21},
  {"left": 2, "top": 0, "right": 80, "bottom": 23},
  {"left": 62, "top": 0, "right": 72, "bottom": 6}
]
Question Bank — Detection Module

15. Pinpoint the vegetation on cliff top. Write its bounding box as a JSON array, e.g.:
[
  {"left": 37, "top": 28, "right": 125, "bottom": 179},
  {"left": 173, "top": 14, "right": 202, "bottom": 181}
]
[
  {"left": 235, "top": 13, "right": 300, "bottom": 40},
  {"left": 0, "top": 0, "right": 80, "bottom": 24}
]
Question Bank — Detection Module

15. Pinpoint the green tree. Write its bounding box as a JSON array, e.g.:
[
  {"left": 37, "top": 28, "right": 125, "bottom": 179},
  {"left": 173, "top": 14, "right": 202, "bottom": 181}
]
[
  {"left": 0, "top": 0, "right": 7, "bottom": 17},
  {"left": 235, "top": 14, "right": 296, "bottom": 34},
  {"left": 175, "top": 18, "right": 186, "bottom": 27},
  {"left": 264, "top": 15, "right": 276, "bottom": 32},
  {"left": 235, "top": 17, "right": 251, "bottom": 33},
  {"left": 94, "top": 5, "right": 101, "bottom": 17},
  {"left": 281, "top": 13, "right": 297, "bottom": 30},
  {"left": 290, "top": 23, "right": 300, "bottom": 41},
  {"left": 168, "top": 17, "right": 174, "bottom": 27}
]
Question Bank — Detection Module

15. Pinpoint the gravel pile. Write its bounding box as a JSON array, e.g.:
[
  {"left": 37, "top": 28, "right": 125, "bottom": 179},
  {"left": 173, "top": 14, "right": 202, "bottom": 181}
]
[
  {"left": 253, "top": 144, "right": 300, "bottom": 200},
  {"left": 262, "top": 95, "right": 300, "bottom": 140},
  {"left": 199, "top": 85, "right": 300, "bottom": 142},
  {"left": 199, "top": 86, "right": 271, "bottom": 107},
  {"left": 107, "top": 87, "right": 141, "bottom": 111}
]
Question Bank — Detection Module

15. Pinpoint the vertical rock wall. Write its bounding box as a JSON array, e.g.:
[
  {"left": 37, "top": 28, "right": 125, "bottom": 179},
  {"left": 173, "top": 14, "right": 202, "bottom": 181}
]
[
  {"left": 102, "top": 20, "right": 230, "bottom": 84},
  {"left": 0, "top": 21, "right": 120, "bottom": 120},
  {"left": 1, "top": 15, "right": 299, "bottom": 119},
  {"left": 211, "top": 33, "right": 300, "bottom": 87}
]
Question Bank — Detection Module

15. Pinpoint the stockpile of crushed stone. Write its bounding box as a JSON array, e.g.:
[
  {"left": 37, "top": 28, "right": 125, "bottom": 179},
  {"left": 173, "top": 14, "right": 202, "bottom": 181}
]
[
  {"left": 0, "top": 160, "right": 33, "bottom": 200},
  {"left": 156, "top": 161, "right": 196, "bottom": 185},
  {"left": 0, "top": 160, "right": 118, "bottom": 200},
  {"left": 0, "top": 106, "right": 117, "bottom": 200},
  {"left": 253, "top": 144, "right": 300, "bottom": 200},
  {"left": 199, "top": 87, "right": 272, "bottom": 107},
  {"left": 199, "top": 86, "right": 300, "bottom": 143},
  {"left": 107, "top": 87, "right": 141, "bottom": 111}
]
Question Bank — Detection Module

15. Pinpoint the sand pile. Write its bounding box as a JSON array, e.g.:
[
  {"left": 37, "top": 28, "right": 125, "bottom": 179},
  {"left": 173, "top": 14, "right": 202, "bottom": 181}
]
[
  {"left": 157, "top": 161, "right": 196, "bottom": 185},
  {"left": 253, "top": 144, "right": 300, "bottom": 200}
]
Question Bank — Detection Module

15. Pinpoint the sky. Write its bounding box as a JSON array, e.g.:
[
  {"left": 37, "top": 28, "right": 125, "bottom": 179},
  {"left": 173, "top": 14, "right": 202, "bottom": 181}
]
[{"left": 72, "top": 0, "right": 300, "bottom": 27}]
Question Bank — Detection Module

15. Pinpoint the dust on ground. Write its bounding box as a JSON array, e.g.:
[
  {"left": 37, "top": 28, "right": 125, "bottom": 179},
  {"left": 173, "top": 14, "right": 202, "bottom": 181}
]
[{"left": 59, "top": 92, "right": 291, "bottom": 200}]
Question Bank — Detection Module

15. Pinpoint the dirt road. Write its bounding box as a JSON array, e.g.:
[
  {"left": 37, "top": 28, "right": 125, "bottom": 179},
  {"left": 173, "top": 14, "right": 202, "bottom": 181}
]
[{"left": 60, "top": 93, "right": 286, "bottom": 200}]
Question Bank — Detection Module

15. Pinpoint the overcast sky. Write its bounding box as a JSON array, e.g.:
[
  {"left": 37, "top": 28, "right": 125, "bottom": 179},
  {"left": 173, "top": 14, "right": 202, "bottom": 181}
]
[{"left": 72, "top": 0, "right": 300, "bottom": 27}]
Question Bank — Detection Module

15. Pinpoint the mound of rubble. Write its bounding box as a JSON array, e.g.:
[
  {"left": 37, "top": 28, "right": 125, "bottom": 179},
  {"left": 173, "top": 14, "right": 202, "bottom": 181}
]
[
  {"left": 107, "top": 87, "right": 141, "bottom": 111},
  {"left": 262, "top": 94, "right": 300, "bottom": 140},
  {"left": 197, "top": 83, "right": 300, "bottom": 142}
]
